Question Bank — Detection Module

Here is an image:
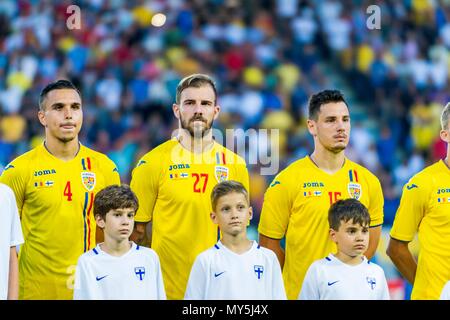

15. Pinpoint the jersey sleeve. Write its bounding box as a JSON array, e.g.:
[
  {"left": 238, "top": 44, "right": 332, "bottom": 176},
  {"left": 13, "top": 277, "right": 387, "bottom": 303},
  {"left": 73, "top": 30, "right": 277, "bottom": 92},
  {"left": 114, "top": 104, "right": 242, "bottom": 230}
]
[
  {"left": 366, "top": 172, "right": 384, "bottom": 227},
  {"left": 130, "top": 153, "right": 163, "bottom": 223},
  {"left": 7, "top": 186, "right": 24, "bottom": 246},
  {"left": 153, "top": 252, "right": 167, "bottom": 300},
  {"left": 73, "top": 255, "right": 91, "bottom": 300},
  {"left": 440, "top": 281, "right": 450, "bottom": 300},
  {"left": 378, "top": 268, "right": 390, "bottom": 300},
  {"left": 390, "top": 174, "right": 431, "bottom": 242},
  {"left": 184, "top": 255, "right": 207, "bottom": 300},
  {"left": 258, "top": 171, "right": 293, "bottom": 239},
  {"left": 0, "top": 159, "right": 29, "bottom": 217},
  {"left": 234, "top": 157, "right": 250, "bottom": 196},
  {"left": 298, "top": 262, "right": 320, "bottom": 300},
  {"left": 102, "top": 157, "right": 121, "bottom": 186},
  {"left": 271, "top": 253, "right": 287, "bottom": 299}
]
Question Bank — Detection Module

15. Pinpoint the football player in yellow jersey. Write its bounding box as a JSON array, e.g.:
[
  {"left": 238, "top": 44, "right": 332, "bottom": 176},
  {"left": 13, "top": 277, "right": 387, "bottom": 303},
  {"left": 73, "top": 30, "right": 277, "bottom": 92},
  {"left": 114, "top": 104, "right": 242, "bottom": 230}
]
[
  {"left": 258, "top": 90, "right": 384, "bottom": 299},
  {"left": 387, "top": 103, "right": 450, "bottom": 300},
  {"left": 0, "top": 80, "right": 120, "bottom": 299},
  {"left": 130, "top": 74, "right": 249, "bottom": 299}
]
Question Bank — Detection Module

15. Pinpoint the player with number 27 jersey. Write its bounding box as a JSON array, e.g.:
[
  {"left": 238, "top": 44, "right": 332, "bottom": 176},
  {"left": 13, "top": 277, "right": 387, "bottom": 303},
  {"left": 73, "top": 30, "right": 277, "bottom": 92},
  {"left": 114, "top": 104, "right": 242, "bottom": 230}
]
[
  {"left": 131, "top": 138, "right": 249, "bottom": 299},
  {"left": 0, "top": 143, "right": 120, "bottom": 299}
]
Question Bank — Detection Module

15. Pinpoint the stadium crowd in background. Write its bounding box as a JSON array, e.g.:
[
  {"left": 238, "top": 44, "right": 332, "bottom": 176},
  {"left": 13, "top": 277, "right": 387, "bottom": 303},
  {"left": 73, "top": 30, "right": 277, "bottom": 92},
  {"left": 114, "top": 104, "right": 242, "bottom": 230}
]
[{"left": 1, "top": 0, "right": 449, "bottom": 299}]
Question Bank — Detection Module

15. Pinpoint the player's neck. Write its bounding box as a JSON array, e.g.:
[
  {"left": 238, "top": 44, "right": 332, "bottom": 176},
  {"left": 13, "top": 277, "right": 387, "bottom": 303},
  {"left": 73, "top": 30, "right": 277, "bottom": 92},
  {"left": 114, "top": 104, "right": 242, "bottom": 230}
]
[
  {"left": 44, "top": 137, "right": 80, "bottom": 161},
  {"left": 310, "top": 148, "right": 345, "bottom": 174},
  {"left": 100, "top": 239, "right": 132, "bottom": 257},
  {"left": 333, "top": 252, "right": 364, "bottom": 266},
  {"left": 221, "top": 234, "right": 252, "bottom": 254},
  {"left": 177, "top": 130, "right": 215, "bottom": 154}
]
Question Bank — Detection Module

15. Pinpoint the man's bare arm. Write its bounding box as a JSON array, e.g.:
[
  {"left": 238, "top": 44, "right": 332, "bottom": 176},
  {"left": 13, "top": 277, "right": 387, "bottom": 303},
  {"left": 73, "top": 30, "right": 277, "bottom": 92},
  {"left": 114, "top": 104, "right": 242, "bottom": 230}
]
[
  {"left": 130, "top": 222, "right": 151, "bottom": 247},
  {"left": 259, "top": 233, "right": 285, "bottom": 268},
  {"left": 386, "top": 237, "right": 417, "bottom": 284},
  {"left": 365, "top": 225, "right": 382, "bottom": 260}
]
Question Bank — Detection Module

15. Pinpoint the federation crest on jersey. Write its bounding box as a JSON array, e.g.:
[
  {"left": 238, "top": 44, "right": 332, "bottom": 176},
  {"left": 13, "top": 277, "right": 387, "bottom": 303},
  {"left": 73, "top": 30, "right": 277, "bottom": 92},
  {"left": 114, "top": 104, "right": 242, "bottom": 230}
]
[
  {"left": 347, "top": 182, "right": 362, "bottom": 200},
  {"left": 366, "top": 276, "right": 376, "bottom": 290},
  {"left": 254, "top": 265, "right": 264, "bottom": 279},
  {"left": 215, "top": 166, "right": 229, "bottom": 183},
  {"left": 135, "top": 267, "right": 145, "bottom": 281},
  {"left": 81, "top": 172, "right": 96, "bottom": 191}
]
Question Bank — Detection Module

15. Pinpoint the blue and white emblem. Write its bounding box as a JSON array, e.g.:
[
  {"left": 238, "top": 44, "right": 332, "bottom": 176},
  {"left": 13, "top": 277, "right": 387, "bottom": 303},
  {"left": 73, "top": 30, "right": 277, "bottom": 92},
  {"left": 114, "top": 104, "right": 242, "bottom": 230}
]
[
  {"left": 135, "top": 267, "right": 146, "bottom": 281},
  {"left": 366, "top": 276, "right": 376, "bottom": 290},
  {"left": 254, "top": 265, "right": 264, "bottom": 279}
]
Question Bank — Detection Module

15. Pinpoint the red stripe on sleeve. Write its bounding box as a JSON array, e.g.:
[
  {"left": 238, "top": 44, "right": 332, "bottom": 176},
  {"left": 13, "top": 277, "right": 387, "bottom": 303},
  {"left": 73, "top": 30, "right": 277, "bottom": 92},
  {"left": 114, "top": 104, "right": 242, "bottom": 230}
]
[{"left": 86, "top": 193, "right": 94, "bottom": 249}]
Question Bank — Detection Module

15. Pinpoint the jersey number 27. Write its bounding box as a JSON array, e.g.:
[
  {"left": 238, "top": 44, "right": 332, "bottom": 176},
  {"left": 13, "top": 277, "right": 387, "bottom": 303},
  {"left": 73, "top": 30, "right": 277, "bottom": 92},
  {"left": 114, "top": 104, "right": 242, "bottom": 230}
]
[{"left": 192, "top": 173, "right": 209, "bottom": 193}]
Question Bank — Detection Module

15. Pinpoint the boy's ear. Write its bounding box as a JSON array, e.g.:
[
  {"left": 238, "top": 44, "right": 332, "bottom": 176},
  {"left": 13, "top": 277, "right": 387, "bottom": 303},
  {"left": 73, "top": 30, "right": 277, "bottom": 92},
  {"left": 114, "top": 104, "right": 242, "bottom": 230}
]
[
  {"left": 329, "top": 228, "right": 337, "bottom": 242},
  {"left": 246, "top": 206, "right": 253, "bottom": 226},
  {"left": 210, "top": 211, "right": 218, "bottom": 224},
  {"left": 95, "top": 215, "right": 105, "bottom": 229}
]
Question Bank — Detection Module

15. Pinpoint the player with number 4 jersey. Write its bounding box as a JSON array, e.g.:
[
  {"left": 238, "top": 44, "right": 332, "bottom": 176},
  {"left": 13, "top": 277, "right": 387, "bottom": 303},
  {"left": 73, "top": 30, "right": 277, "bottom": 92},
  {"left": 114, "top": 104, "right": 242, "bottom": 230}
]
[{"left": 0, "top": 80, "right": 120, "bottom": 299}]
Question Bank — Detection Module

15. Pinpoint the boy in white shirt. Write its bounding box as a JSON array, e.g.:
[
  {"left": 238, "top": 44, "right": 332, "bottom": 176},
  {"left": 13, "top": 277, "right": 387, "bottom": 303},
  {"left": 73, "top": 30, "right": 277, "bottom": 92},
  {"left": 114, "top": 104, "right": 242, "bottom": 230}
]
[
  {"left": 299, "top": 198, "right": 390, "bottom": 300},
  {"left": 440, "top": 281, "right": 450, "bottom": 300},
  {"left": 0, "top": 183, "right": 24, "bottom": 300},
  {"left": 73, "top": 185, "right": 166, "bottom": 300},
  {"left": 184, "top": 180, "right": 286, "bottom": 300}
]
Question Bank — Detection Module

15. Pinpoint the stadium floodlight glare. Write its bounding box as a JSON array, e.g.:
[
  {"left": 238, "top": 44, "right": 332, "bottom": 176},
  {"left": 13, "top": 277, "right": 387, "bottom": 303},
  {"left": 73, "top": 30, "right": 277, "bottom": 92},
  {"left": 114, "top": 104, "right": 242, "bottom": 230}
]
[{"left": 151, "top": 13, "right": 166, "bottom": 27}]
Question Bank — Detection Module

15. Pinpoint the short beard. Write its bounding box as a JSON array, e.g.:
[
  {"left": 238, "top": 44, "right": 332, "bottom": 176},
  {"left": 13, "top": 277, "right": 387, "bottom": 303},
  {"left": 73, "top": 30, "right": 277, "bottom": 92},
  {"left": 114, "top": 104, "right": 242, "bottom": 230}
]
[
  {"left": 57, "top": 136, "right": 76, "bottom": 143},
  {"left": 326, "top": 145, "right": 347, "bottom": 154},
  {"left": 180, "top": 115, "right": 213, "bottom": 138}
]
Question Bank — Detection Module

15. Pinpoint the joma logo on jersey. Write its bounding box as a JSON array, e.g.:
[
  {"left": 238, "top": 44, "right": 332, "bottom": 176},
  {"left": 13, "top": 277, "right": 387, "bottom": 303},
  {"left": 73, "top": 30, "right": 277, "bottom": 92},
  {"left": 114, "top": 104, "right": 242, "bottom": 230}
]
[
  {"left": 169, "top": 164, "right": 191, "bottom": 170},
  {"left": 437, "top": 188, "right": 450, "bottom": 194},
  {"left": 34, "top": 169, "right": 56, "bottom": 176},
  {"left": 303, "top": 182, "right": 325, "bottom": 188}
]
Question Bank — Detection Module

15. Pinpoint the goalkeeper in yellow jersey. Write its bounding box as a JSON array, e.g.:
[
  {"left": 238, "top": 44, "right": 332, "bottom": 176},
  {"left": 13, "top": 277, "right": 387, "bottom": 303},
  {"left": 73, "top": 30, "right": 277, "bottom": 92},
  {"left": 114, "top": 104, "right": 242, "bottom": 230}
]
[
  {"left": 387, "top": 103, "right": 450, "bottom": 299},
  {"left": 130, "top": 74, "right": 249, "bottom": 299},
  {"left": 0, "top": 80, "right": 120, "bottom": 299},
  {"left": 258, "top": 90, "right": 384, "bottom": 299}
]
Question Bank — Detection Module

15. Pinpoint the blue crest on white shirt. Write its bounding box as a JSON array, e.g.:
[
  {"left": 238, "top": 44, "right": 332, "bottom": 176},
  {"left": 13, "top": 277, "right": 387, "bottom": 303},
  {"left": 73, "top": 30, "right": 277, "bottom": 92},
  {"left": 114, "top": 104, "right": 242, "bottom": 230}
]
[
  {"left": 366, "top": 276, "right": 376, "bottom": 290},
  {"left": 135, "top": 267, "right": 145, "bottom": 281},
  {"left": 254, "top": 265, "right": 264, "bottom": 279}
]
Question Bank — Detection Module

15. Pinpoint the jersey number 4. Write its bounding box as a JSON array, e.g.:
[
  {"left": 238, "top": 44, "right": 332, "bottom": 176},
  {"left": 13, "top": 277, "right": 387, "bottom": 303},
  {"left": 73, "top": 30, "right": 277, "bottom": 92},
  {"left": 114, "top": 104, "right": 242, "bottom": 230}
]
[
  {"left": 192, "top": 173, "right": 209, "bottom": 193},
  {"left": 64, "top": 181, "right": 73, "bottom": 201}
]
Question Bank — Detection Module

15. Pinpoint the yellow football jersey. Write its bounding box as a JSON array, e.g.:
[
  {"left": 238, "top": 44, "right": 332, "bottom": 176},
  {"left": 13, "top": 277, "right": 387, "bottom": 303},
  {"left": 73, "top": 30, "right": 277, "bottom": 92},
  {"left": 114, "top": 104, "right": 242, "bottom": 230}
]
[
  {"left": 130, "top": 139, "right": 249, "bottom": 299},
  {"left": 258, "top": 156, "right": 384, "bottom": 299},
  {"left": 390, "top": 160, "right": 450, "bottom": 299},
  {"left": 0, "top": 143, "right": 120, "bottom": 299}
]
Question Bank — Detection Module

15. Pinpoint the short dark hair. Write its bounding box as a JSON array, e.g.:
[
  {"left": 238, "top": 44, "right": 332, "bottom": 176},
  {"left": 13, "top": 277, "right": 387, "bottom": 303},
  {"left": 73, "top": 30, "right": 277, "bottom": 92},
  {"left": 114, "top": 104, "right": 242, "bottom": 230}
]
[
  {"left": 328, "top": 199, "right": 370, "bottom": 230},
  {"left": 211, "top": 180, "right": 249, "bottom": 210},
  {"left": 94, "top": 185, "right": 139, "bottom": 220},
  {"left": 39, "top": 79, "right": 81, "bottom": 111},
  {"left": 308, "top": 89, "right": 348, "bottom": 120},
  {"left": 176, "top": 73, "right": 217, "bottom": 104}
]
